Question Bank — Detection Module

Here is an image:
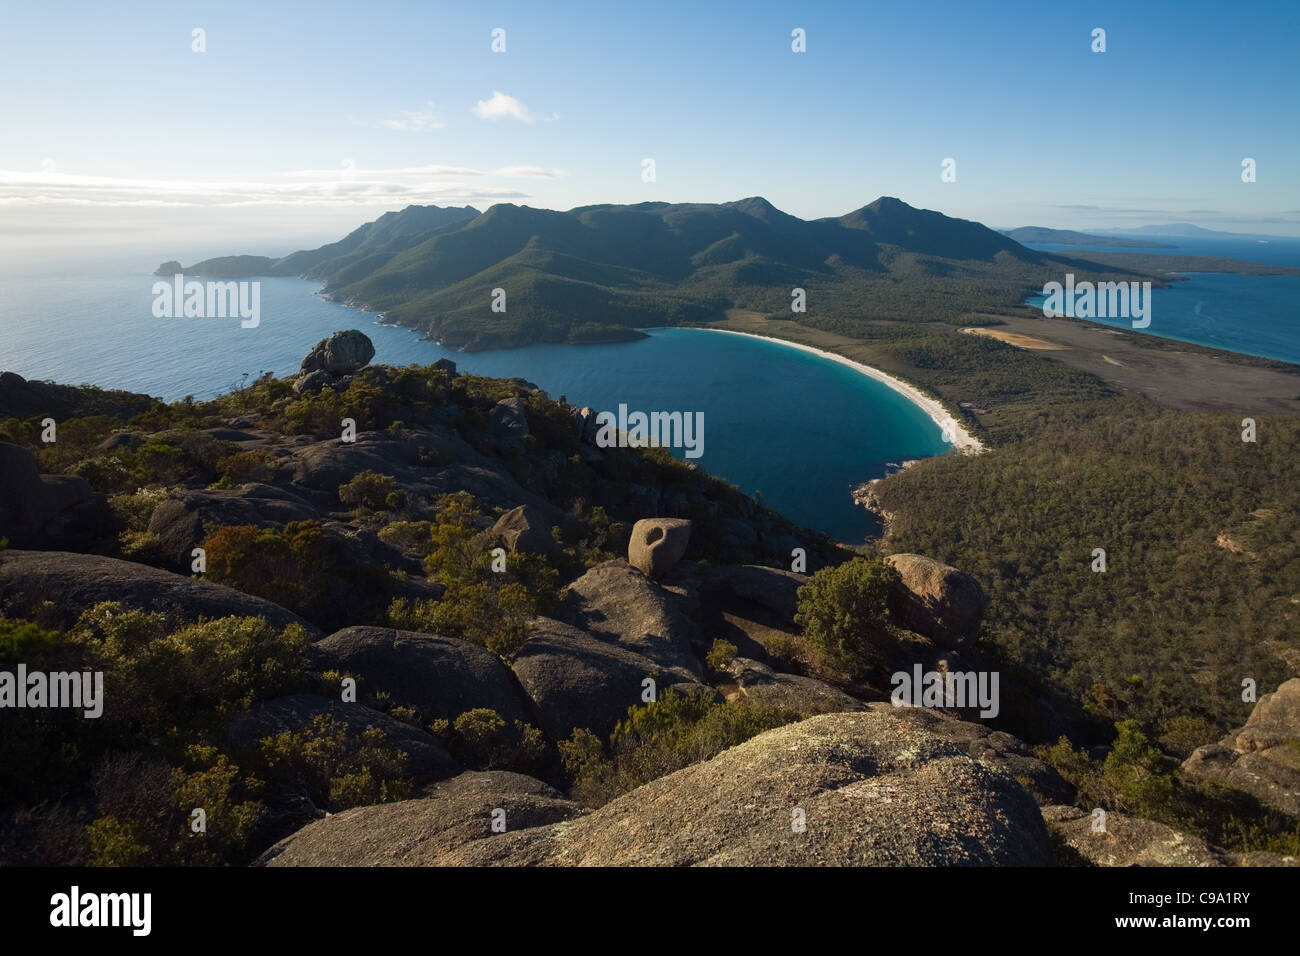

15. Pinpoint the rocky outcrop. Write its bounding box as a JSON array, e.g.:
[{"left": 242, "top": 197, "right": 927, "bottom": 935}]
[
  {"left": 147, "top": 484, "right": 318, "bottom": 568},
  {"left": 0, "top": 443, "right": 97, "bottom": 547},
  {"left": 1041, "top": 806, "right": 1293, "bottom": 867},
  {"left": 257, "top": 771, "right": 584, "bottom": 866},
  {"left": 627, "top": 517, "right": 692, "bottom": 580},
  {"left": 488, "top": 398, "right": 529, "bottom": 451},
  {"left": 262, "top": 708, "right": 1056, "bottom": 866},
  {"left": 286, "top": 428, "right": 558, "bottom": 518},
  {"left": 0, "top": 371, "right": 153, "bottom": 421},
  {"left": 887, "top": 704, "right": 1073, "bottom": 803},
  {"left": 300, "top": 330, "right": 375, "bottom": 375},
  {"left": 725, "top": 657, "right": 866, "bottom": 715},
  {"left": 313, "top": 627, "right": 534, "bottom": 725},
  {"left": 886, "top": 553, "right": 987, "bottom": 649},
  {"left": 566, "top": 561, "right": 704, "bottom": 680},
  {"left": 489, "top": 504, "right": 557, "bottom": 557},
  {"left": 509, "top": 618, "right": 714, "bottom": 742},
  {"left": 1180, "top": 678, "right": 1300, "bottom": 817},
  {"left": 0, "top": 549, "right": 319, "bottom": 637},
  {"left": 227, "top": 693, "right": 457, "bottom": 780}
]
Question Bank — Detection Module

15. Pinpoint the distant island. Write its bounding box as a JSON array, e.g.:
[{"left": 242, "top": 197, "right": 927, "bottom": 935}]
[
  {"left": 1096, "top": 222, "right": 1278, "bottom": 239},
  {"left": 998, "top": 226, "right": 1173, "bottom": 248}
]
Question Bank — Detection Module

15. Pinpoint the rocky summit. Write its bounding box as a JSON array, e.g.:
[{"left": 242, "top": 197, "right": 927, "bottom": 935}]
[{"left": 258, "top": 708, "right": 1056, "bottom": 866}]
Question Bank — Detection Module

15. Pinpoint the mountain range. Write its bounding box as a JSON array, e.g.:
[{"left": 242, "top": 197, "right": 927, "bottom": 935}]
[{"left": 161, "top": 197, "right": 1258, "bottom": 351}]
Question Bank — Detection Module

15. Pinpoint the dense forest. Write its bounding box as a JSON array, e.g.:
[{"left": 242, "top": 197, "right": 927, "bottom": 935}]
[{"left": 871, "top": 396, "right": 1299, "bottom": 746}]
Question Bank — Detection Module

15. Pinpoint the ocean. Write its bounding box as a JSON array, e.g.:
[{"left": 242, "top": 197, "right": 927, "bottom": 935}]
[
  {"left": 0, "top": 252, "right": 948, "bottom": 543},
  {"left": 1022, "top": 236, "right": 1300, "bottom": 363}
]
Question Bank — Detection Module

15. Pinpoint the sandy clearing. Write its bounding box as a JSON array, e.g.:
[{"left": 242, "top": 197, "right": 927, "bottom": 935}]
[{"left": 960, "top": 327, "right": 1067, "bottom": 350}]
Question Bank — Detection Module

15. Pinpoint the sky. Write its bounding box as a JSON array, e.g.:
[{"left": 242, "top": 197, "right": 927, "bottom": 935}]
[{"left": 1, "top": 0, "right": 1297, "bottom": 261}]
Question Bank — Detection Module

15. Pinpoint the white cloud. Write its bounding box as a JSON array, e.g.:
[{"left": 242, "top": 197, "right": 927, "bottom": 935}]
[
  {"left": 491, "top": 166, "right": 567, "bottom": 179},
  {"left": 473, "top": 90, "right": 537, "bottom": 123},
  {"left": 381, "top": 102, "right": 445, "bottom": 131},
  {"left": 0, "top": 167, "right": 540, "bottom": 209}
]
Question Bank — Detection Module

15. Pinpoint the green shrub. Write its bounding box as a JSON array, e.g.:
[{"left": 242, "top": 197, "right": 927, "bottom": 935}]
[
  {"left": 387, "top": 495, "right": 559, "bottom": 658},
  {"left": 377, "top": 520, "right": 436, "bottom": 556},
  {"left": 764, "top": 634, "right": 805, "bottom": 669},
  {"left": 212, "top": 449, "right": 276, "bottom": 488},
  {"left": 794, "top": 556, "right": 894, "bottom": 675},
  {"left": 1038, "top": 722, "right": 1300, "bottom": 856},
  {"left": 388, "top": 581, "right": 535, "bottom": 659},
  {"left": 560, "top": 688, "right": 800, "bottom": 806},
  {"left": 202, "top": 521, "right": 395, "bottom": 630},
  {"left": 108, "top": 485, "right": 172, "bottom": 532},
  {"left": 338, "top": 470, "right": 404, "bottom": 512},
  {"left": 70, "top": 604, "right": 311, "bottom": 744},
  {"left": 256, "top": 714, "right": 412, "bottom": 812},
  {"left": 705, "top": 638, "right": 738, "bottom": 674},
  {"left": 431, "top": 709, "right": 547, "bottom": 774},
  {"left": 0, "top": 617, "right": 60, "bottom": 664}
]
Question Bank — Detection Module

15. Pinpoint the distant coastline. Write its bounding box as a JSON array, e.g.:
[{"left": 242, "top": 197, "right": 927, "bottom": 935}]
[{"left": 690, "top": 327, "right": 985, "bottom": 455}]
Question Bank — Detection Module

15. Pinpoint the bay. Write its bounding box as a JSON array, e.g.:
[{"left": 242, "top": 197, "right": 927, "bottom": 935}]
[{"left": 0, "top": 257, "right": 949, "bottom": 542}]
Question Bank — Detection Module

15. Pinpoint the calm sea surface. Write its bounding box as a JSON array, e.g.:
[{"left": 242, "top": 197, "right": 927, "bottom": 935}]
[{"left": 1022, "top": 236, "right": 1300, "bottom": 363}]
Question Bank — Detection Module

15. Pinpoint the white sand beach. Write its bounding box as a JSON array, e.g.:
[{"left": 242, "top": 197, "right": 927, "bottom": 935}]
[{"left": 696, "top": 328, "right": 985, "bottom": 455}]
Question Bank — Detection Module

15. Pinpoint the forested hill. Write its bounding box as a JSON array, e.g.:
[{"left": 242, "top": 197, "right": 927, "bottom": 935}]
[{"left": 159, "top": 197, "right": 1166, "bottom": 351}]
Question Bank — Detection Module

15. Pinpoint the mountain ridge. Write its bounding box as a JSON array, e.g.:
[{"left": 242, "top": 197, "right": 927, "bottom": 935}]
[{"left": 160, "top": 197, "right": 1097, "bottom": 349}]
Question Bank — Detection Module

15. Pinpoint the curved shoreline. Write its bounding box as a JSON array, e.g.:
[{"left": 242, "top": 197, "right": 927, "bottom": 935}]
[{"left": 689, "top": 327, "right": 985, "bottom": 455}]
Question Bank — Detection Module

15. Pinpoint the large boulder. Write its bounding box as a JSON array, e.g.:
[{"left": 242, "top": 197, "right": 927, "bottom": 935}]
[
  {"left": 300, "top": 330, "right": 375, "bottom": 375},
  {"left": 1041, "top": 806, "right": 1291, "bottom": 867},
  {"left": 490, "top": 504, "right": 557, "bottom": 557},
  {"left": 0, "top": 443, "right": 96, "bottom": 546},
  {"left": 510, "top": 618, "right": 713, "bottom": 742},
  {"left": 263, "top": 708, "right": 1056, "bottom": 866},
  {"left": 627, "top": 518, "right": 692, "bottom": 580},
  {"left": 885, "top": 553, "right": 987, "bottom": 650},
  {"left": 1180, "top": 678, "right": 1300, "bottom": 817},
  {"left": 313, "top": 626, "right": 534, "bottom": 725},
  {"left": 700, "top": 564, "right": 807, "bottom": 622},
  {"left": 292, "top": 369, "right": 334, "bottom": 395},
  {"left": 0, "top": 549, "right": 319, "bottom": 637},
  {"left": 566, "top": 561, "right": 703, "bottom": 680},
  {"left": 227, "top": 694, "right": 457, "bottom": 780},
  {"left": 257, "top": 771, "right": 582, "bottom": 866},
  {"left": 884, "top": 702, "right": 1074, "bottom": 803}
]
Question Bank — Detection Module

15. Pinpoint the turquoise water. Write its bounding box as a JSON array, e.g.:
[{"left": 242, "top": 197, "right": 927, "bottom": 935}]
[
  {"left": 1024, "top": 273, "right": 1300, "bottom": 364},
  {"left": 0, "top": 258, "right": 948, "bottom": 542}
]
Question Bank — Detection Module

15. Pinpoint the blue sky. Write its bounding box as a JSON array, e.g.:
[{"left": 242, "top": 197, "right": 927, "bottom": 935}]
[{"left": 2, "top": 0, "right": 1296, "bottom": 258}]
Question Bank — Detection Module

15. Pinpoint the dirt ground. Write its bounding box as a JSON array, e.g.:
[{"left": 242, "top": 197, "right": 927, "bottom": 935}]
[{"left": 964, "top": 311, "right": 1300, "bottom": 414}]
